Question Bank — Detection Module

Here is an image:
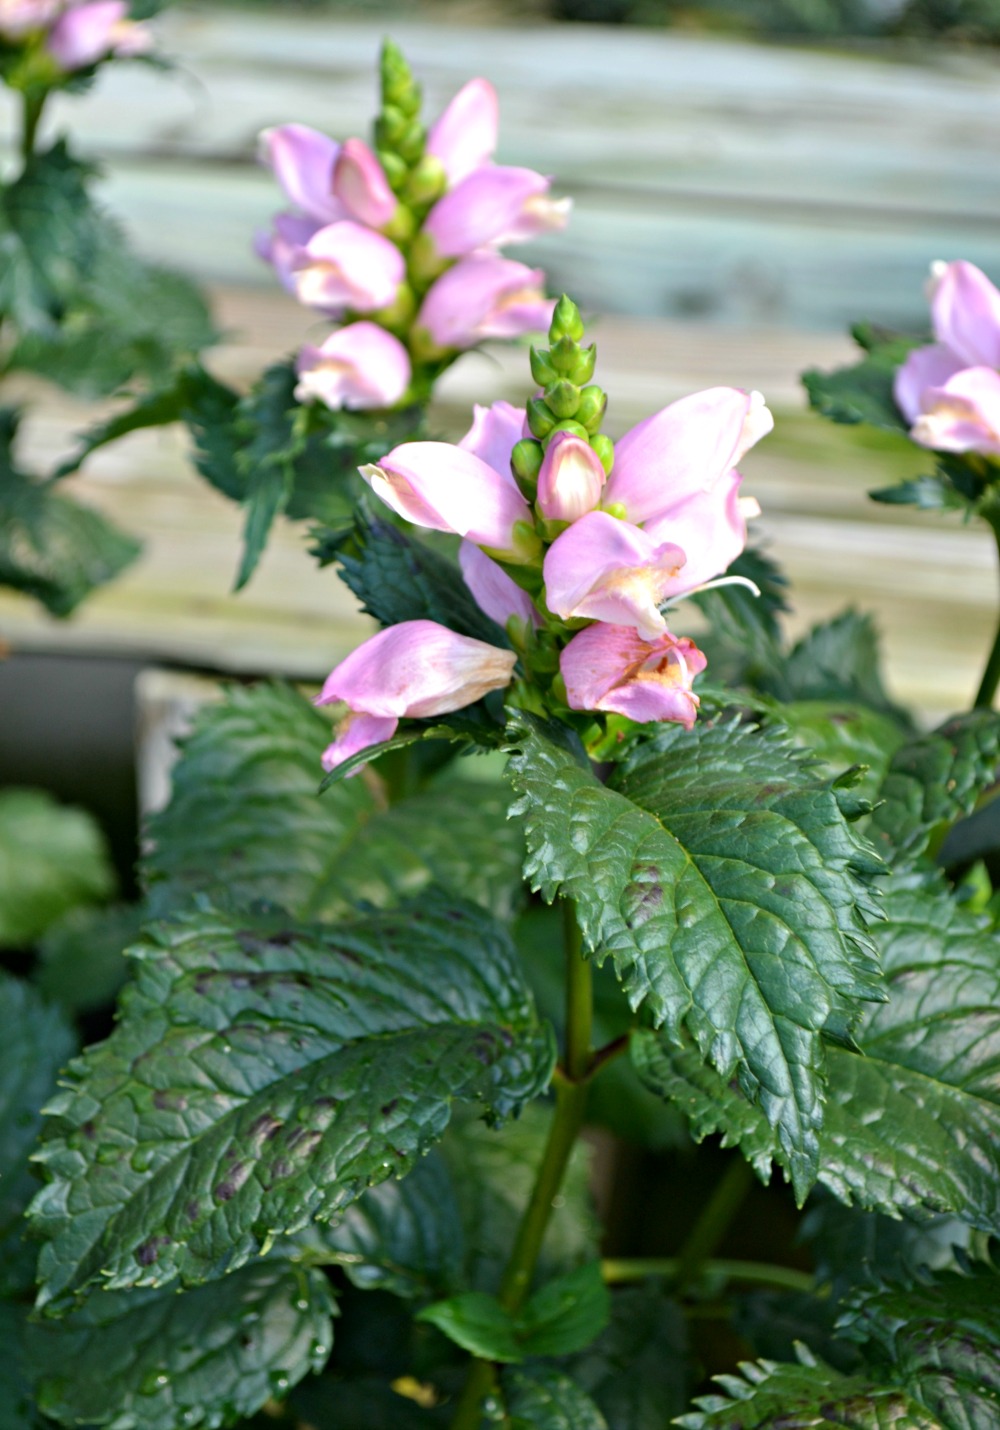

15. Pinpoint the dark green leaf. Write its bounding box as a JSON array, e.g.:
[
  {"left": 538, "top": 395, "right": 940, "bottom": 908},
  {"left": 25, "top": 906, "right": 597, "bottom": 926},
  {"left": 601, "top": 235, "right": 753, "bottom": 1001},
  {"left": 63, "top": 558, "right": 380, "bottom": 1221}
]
[
  {"left": 330, "top": 508, "right": 509, "bottom": 645},
  {"left": 803, "top": 329, "right": 920, "bottom": 434},
  {"left": 801, "top": 1193, "right": 970, "bottom": 1301},
  {"left": 30, "top": 898, "right": 554, "bottom": 1306},
  {"left": 516, "top": 1263, "right": 609, "bottom": 1358},
  {"left": 869, "top": 474, "right": 968, "bottom": 510},
  {"left": 841, "top": 1265, "right": 1000, "bottom": 1427},
  {"left": 145, "top": 683, "right": 523, "bottom": 923},
  {"left": 676, "top": 1343, "right": 936, "bottom": 1429},
  {"left": 731, "top": 1288, "right": 859, "bottom": 1374},
  {"left": 868, "top": 710, "right": 1000, "bottom": 867},
  {"left": 0, "top": 974, "right": 76, "bottom": 1293},
  {"left": 771, "top": 700, "right": 908, "bottom": 805},
  {"left": 508, "top": 716, "right": 883, "bottom": 1196},
  {"left": 289, "top": 1372, "right": 444, "bottom": 1428},
  {"left": 763, "top": 610, "right": 908, "bottom": 722},
  {"left": 0, "top": 459, "right": 140, "bottom": 616},
  {"left": 0, "top": 1302, "right": 35, "bottom": 1430},
  {"left": 564, "top": 1281, "right": 691, "bottom": 1426},
  {"left": 36, "top": 902, "right": 144, "bottom": 1015},
  {"left": 939, "top": 793, "right": 1000, "bottom": 873},
  {"left": 501, "top": 1364, "right": 609, "bottom": 1429},
  {"left": 27, "top": 1260, "right": 334, "bottom": 1429},
  {"left": 689, "top": 545, "right": 787, "bottom": 688},
  {"left": 417, "top": 1290, "right": 521, "bottom": 1362},
  {"left": 0, "top": 789, "right": 116, "bottom": 946},
  {"left": 233, "top": 363, "right": 303, "bottom": 589}
]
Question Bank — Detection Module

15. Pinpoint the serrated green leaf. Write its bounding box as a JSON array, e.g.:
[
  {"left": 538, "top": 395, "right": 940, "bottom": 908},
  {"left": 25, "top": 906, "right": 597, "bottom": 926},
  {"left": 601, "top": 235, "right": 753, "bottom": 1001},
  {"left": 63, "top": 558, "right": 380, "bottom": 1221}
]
[
  {"left": 53, "top": 381, "right": 188, "bottom": 480},
  {"left": 233, "top": 363, "right": 303, "bottom": 589},
  {"left": 564, "top": 1281, "right": 691, "bottom": 1426},
  {"left": 508, "top": 716, "right": 883, "bottom": 1196},
  {"left": 0, "top": 789, "right": 116, "bottom": 946},
  {"left": 676, "top": 1343, "right": 937, "bottom": 1429},
  {"left": 772, "top": 700, "right": 908, "bottom": 804},
  {"left": 418, "top": 1290, "right": 521, "bottom": 1361},
  {"left": 868, "top": 710, "right": 1000, "bottom": 868},
  {"left": 441, "top": 1104, "right": 599, "bottom": 1295},
  {"left": 501, "top": 1364, "right": 609, "bottom": 1429},
  {"left": 0, "top": 974, "right": 76, "bottom": 1294},
  {"left": 29, "top": 898, "right": 554, "bottom": 1307},
  {"left": 36, "top": 902, "right": 144, "bottom": 1016},
  {"left": 145, "top": 682, "right": 523, "bottom": 923},
  {"left": 0, "top": 454, "right": 140, "bottom": 616},
  {"left": 638, "top": 876, "right": 1000, "bottom": 1230},
  {"left": 801, "top": 1193, "right": 970, "bottom": 1301},
  {"left": 26, "top": 1260, "right": 334, "bottom": 1429},
  {"left": 763, "top": 610, "right": 908, "bottom": 722},
  {"left": 803, "top": 331, "right": 920, "bottom": 434},
  {"left": 841, "top": 1265, "right": 1000, "bottom": 1428},
  {"left": 329, "top": 509, "right": 509, "bottom": 646},
  {"left": 731, "top": 1288, "right": 859, "bottom": 1375},
  {"left": 869, "top": 474, "right": 969, "bottom": 510}
]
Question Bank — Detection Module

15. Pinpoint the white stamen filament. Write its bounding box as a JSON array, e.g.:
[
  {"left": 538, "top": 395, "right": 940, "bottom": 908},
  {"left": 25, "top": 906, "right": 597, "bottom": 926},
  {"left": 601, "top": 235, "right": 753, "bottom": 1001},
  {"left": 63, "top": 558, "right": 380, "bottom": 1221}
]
[{"left": 659, "top": 573, "right": 761, "bottom": 613}]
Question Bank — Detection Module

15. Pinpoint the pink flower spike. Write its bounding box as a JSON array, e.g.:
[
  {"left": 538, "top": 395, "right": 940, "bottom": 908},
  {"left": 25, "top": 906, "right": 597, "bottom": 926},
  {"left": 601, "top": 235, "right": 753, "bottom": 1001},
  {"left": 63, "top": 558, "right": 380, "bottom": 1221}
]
[
  {"left": 46, "top": 1, "right": 150, "bottom": 70},
  {"left": 423, "top": 166, "right": 570, "bottom": 258},
  {"left": 333, "top": 138, "right": 398, "bottom": 229},
  {"left": 292, "top": 220, "right": 405, "bottom": 315},
  {"left": 536, "top": 433, "right": 606, "bottom": 522},
  {"left": 316, "top": 620, "right": 517, "bottom": 773},
  {"left": 929, "top": 260, "right": 1000, "bottom": 370},
  {"left": 359, "top": 442, "right": 533, "bottom": 556},
  {"left": 459, "top": 542, "right": 540, "bottom": 630},
  {"left": 561, "top": 623, "right": 706, "bottom": 730},
  {"left": 258, "top": 124, "right": 344, "bottom": 225},
  {"left": 426, "top": 78, "right": 499, "bottom": 185},
  {"left": 255, "top": 211, "right": 322, "bottom": 291},
  {"left": 459, "top": 400, "right": 527, "bottom": 477},
  {"left": 893, "top": 343, "right": 965, "bottom": 424},
  {"left": 417, "top": 254, "right": 554, "bottom": 350},
  {"left": 909, "top": 366, "right": 1000, "bottom": 456},
  {"left": 295, "top": 322, "right": 411, "bottom": 411},
  {"left": 641, "top": 469, "right": 749, "bottom": 596},
  {"left": 543, "top": 511, "right": 687, "bottom": 640},
  {"left": 604, "top": 388, "right": 773, "bottom": 526}
]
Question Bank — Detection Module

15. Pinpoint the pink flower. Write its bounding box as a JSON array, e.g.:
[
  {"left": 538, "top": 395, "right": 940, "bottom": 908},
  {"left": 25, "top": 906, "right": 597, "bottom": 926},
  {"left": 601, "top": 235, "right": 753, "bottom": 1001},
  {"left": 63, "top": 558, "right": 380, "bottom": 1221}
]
[
  {"left": 295, "top": 322, "right": 411, "bottom": 410},
  {"left": 46, "top": 0, "right": 150, "bottom": 69},
  {"left": 359, "top": 441, "right": 535, "bottom": 559},
  {"left": 253, "top": 212, "right": 320, "bottom": 293},
  {"left": 536, "top": 433, "right": 606, "bottom": 522},
  {"left": 603, "top": 387, "right": 773, "bottom": 526},
  {"left": 258, "top": 124, "right": 345, "bottom": 226},
  {"left": 291, "top": 221, "right": 405, "bottom": 315},
  {"left": 426, "top": 78, "right": 499, "bottom": 185},
  {"left": 316, "top": 619, "right": 517, "bottom": 773},
  {"left": 459, "top": 541, "right": 540, "bottom": 631},
  {"left": 458, "top": 400, "right": 526, "bottom": 476},
  {"left": 333, "top": 138, "right": 398, "bottom": 230},
  {"left": 895, "top": 261, "right": 1000, "bottom": 455},
  {"left": 417, "top": 254, "right": 554, "bottom": 351},
  {"left": 423, "top": 166, "right": 570, "bottom": 259},
  {"left": 0, "top": 0, "right": 61, "bottom": 39},
  {"left": 560, "top": 622, "right": 707, "bottom": 730},
  {"left": 543, "top": 511, "right": 688, "bottom": 640}
]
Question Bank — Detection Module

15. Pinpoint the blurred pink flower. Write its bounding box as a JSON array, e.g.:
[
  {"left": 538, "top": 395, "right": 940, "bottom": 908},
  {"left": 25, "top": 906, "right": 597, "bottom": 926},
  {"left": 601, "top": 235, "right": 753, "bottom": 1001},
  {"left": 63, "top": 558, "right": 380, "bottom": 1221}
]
[
  {"left": 291, "top": 220, "right": 405, "bottom": 315},
  {"left": 295, "top": 322, "right": 411, "bottom": 410},
  {"left": 423, "top": 165, "right": 570, "bottom": 259},
  {"left": 417, "top": 254, "right": 554, "bottom": 351},
  {"left": 333, "top": 138, "right": 398, "bottom": 229},
  {"left": 258, "top": 124, "right": 344, "bottom": 226},
  {"left": 46, "top": 0, "right": 150, "bottom": 70},
  {"left": 0, "top": 0, "right": 61, "bottom": 39},
  {"left": 560, "top": 622, "right": 707, "bottom": 730},
  {"left": 426, "top": 78, "right": 499, "bottom": 185}
]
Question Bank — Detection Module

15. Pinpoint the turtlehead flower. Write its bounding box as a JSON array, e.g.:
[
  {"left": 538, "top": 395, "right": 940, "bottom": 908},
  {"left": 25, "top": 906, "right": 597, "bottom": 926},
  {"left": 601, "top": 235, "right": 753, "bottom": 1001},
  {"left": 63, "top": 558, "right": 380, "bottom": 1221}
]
[
  {"left": 46, "top": 0, "right": 150, "bottom": 69},
  {"left": 544, "top": 512, "right": 688, "bottom": 640},
  {"left": 0, "top": 0, "right": 61, "bottom": 38},
  {"left": 316, "top": 619, "right": 517, "bottom": 773},
  {"left": 360, "top": 440, "right": 536, "bottom": 559},
  {"left": 561, "top": 623, "right": 707, "bottom": 730},
  {"left": 417, "top": 254, "right": 554, "bottom": 351},
  {"left": 423, "top": 166, "right": 570, "bottom": 259},
  {"left": 258, "top": 124, "right": 344, "bottom": 227},
  {"left": 295, "top": 322, "right": 411, "bottom": 410},
  {"left": 536, "top": 432, "right": 606, "bottom": 523},
  {"left": 333, "top": 138, "right": 398, "bottom": 230},
  {"left": 895, "top": 260, "right": 1000, "bottom": 455},
  {"left": 425, "top": 77, "right": 499, "bottom": 185},
  {"left": 291, "top": 221, "right": 405, "bottom": 315},
  {"left": 459, "top": 541, "right": 541, "bottom": 632},
  {"left": 459, "top": 400, "right": 526, "bottom": 475}
]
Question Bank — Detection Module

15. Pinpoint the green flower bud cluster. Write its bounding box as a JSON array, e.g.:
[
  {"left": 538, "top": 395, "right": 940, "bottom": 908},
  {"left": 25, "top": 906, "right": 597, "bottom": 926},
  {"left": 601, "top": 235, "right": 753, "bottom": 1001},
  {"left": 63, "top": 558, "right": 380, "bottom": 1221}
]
[
  {"left": 375, "top": 41, "right": 447, "bottom": 218},
  {"left": 511, "top": 296, "right": 614, "bottom": 497}
]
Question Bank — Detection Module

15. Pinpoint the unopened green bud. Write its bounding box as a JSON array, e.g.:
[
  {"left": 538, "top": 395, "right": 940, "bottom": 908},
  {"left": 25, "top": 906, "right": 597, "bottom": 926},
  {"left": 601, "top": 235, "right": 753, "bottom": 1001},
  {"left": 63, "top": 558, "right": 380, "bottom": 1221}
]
[
  {"left": 378, "top": 149, "right": 408, "bottom": 191},
  {"left": 547, "top": 420, "right": 590, "bottom": 444},
  {"left": 549, "top": 335, "right": 579, "bottom": 375},
  {"left": 508, "top": 521, "right": 544, "bottom": 566},
  {"left": 575, "top": 385, "right": 607, "bottom": 432},
  {"left": 512, "top": 437, "right": 544, "bottom": 488},
  {"left": 529, "top": 348, "right": 558, "bottom": 387},
  {"left": 549, "top": 295, "right": 585, "bottom": 344},
  {"left": 397, "top": 120, "right": 426, "bottom": 165},
  {"left": 591, "top": 433, "right": 615, "bottom": 475},
  {"left": 526, "top": 398, "right": 556, "bottom": 440},
  {"left": 375, "top": 105, "right": 408, "bottom": 149},
  {"left": 407, "top": 231, "right": 449, "bottom": 287},
  {"left": 403, "top": 154, "right": 446, "bottom": 207},
  {"left": 571, "top": 345, "right": 597, "bottom": 384},
  {"left": 545, "top": 380, "right": 580, "bottom": 420},
  {"left": 370, "top": 283, "right": 417, "bottom": 336},
  {"left": 381, "top": 203, "right": 416, "bottom": 244},
  {"left": 380, "top": 41, "right": 414, "bottom": 106}
]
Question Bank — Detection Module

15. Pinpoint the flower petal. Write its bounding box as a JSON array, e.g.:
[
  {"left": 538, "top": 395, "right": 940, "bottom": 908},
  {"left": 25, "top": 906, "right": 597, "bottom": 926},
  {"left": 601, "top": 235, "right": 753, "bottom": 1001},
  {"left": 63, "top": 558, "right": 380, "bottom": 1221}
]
[
  {"left": 321, "top": 713, "right": 398, "bottom": 775},
  {"left": 910, "top": 366, "right": 1000, "bottom": 456},
  {"left": 292, "top": 220, "right": 405, "bottom": 314},
  {"left": 642, "top": 469, "right": 748, "bottom": 597},
  {"left": 543, "top": 511, "right": 686, "bottom": 639},
  {"left": 258, "top": 124, "right": 344, "bottom": 225},
  {"left": 426, "top": 77, "right": 499, "bottom": 185},
  {"left": 417, "top": 254, "right": 554, "bottom": 350},
  {"left": 560, "top": 622, "right": 706, "bottom": 729},
  {"left": 604, "top": 387, "right": 772, "bottom": 526},
  {"left": 893, "top": 342, "right": 965, "bottom": 424},
  {"left": 459, "top": 542, "right": 540, "bottom": 629},
  {"left": 295, "top": 322, "right": 411, "bottom": 410},
  {"left": 423, "top": 166, "right": 569, "bottom": 258},
  {"left": 459, "top": 400, "right": 527, "bottom": 478},
  {"left": 930, "top": 259, "right": 1000, "bottom": 369},
  {"left": 333, "top": 137, "right": 398, "bottom": 229},
  {"left": 536, "top": 433, "right": 606, "bottom": 522}
]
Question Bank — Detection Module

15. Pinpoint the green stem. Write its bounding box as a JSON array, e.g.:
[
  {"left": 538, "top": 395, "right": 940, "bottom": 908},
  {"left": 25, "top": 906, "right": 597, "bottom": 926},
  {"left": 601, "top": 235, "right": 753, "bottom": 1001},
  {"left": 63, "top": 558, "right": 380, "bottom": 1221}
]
[
  {"left": 975, "top": 509, "right": 1000, "bottom": 709},
  {"left": 600, "top": 1256, "right": 816, "bottom": 1297},
  {"left": 449, "top": 901, "right": 593, "bottom": 1428},
  {"left": 673, "top": 1156, "right": 754, "bottom": 1291},
  {"left": 21, "top": 89, "right": 46, "bottom": 165}
]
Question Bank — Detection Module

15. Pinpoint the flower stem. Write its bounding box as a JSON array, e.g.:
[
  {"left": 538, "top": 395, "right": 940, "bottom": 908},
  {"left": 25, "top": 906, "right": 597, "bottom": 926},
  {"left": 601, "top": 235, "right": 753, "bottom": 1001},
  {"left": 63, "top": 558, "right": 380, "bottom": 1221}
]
[
  {"left": 975, "top": 508, "right": 1000, "bottom": 709},
  {"left": 600, "top": 1256, "right": 815, "bottom": 1297},
  {"left": 449, "top": 899, "right": 593, "bottom": 1428},
  {"left": 21, "top": 89, "right": 46, "bottom": 166},
  {"left": 673, "top": 1155, "right": 754, "bottom": 1292}
]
